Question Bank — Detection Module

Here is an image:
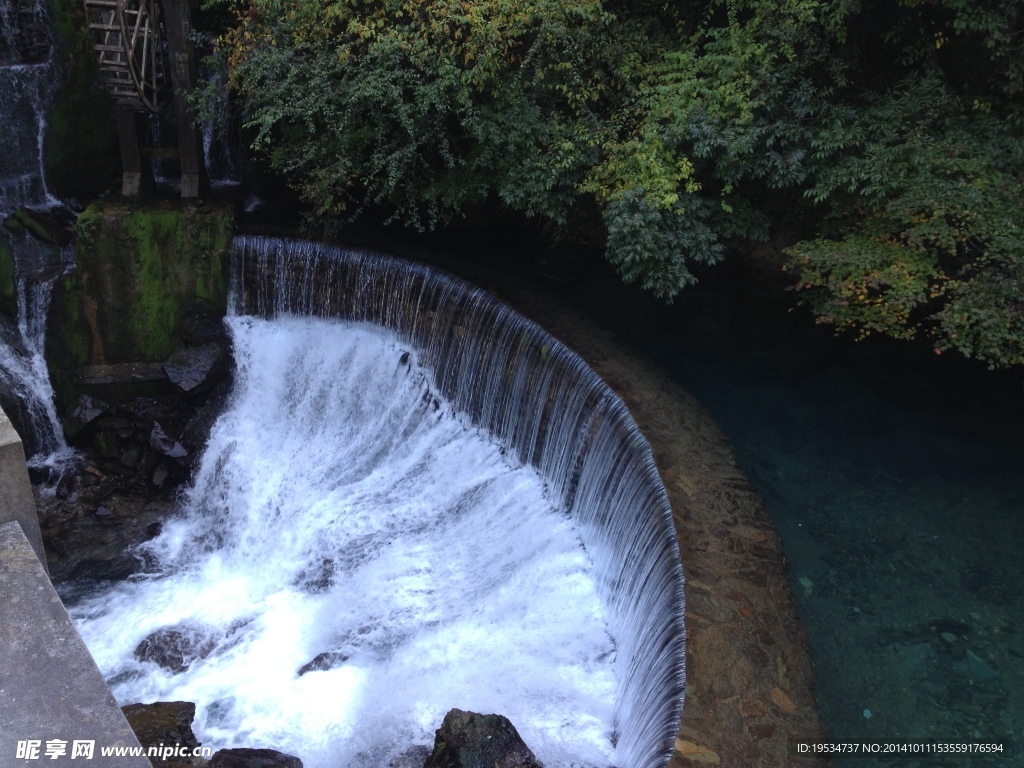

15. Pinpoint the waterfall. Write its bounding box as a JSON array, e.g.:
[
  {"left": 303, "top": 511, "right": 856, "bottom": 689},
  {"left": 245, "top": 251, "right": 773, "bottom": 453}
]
[
  {"left": 229, "top": 237, "right": 686, "bottom": 768},
  {"left": 0, "top": 256, "right": 75, "bottom": 467},
  {"left": 0, "top": 0, "right": 74, "bottom": 469},
  {"left": 70, "top": 235, "right": 684, "bottom": 768},
  {"left": 0, "top": 0, "right": 59, "bottom": 208},
  {"left": 198, "top": 55, "right": 240, "bottom": 188}
]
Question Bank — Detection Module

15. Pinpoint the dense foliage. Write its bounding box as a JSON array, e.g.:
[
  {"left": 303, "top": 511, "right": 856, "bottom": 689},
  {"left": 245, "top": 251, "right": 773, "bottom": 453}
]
[{"left": 211, "top": 0, "right": 1024, "bottom": 366}]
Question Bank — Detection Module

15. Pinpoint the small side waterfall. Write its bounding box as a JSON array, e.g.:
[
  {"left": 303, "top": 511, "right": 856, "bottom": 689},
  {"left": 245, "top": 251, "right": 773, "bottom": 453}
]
[
  {"left": 0, "top": 0, "right": 59, "bottom": 208},
  {"left": 0, "top": 251, "right": 75, "bottom": 466},
  {"left": 0, "top": 0, "right": 74, "bottom": 468},
  {"left": 230, "top": 236, "right": 686, "bottom": 768},
  {"left": 198, "top": 57, "right": 240, "bottom": 187}
]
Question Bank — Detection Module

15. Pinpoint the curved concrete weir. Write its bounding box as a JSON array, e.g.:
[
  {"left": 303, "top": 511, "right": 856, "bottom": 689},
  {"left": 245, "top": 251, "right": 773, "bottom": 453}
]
[{"left": 231, "top": 236, "right": 686, "bottom": 768}]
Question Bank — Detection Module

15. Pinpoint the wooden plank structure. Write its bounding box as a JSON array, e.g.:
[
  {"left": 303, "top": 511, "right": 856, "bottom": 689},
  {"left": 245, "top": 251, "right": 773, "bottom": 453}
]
[{"left": 83, "top": 0, "right": 204, "bottom": 198}]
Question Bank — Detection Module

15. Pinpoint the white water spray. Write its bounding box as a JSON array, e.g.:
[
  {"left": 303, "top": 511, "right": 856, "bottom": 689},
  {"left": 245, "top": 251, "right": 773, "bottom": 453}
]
[{"left": 72, "top": 317, "right": 618, "bottom": 768}]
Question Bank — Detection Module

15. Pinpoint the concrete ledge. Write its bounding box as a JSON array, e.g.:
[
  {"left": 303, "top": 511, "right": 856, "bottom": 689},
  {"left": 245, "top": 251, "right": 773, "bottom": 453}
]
[
  {"left": 0, "top": 521, "right": 150, "bottom": 767},
  {"left": 0, "top": 407, "right": 46, "bottom": 573}
]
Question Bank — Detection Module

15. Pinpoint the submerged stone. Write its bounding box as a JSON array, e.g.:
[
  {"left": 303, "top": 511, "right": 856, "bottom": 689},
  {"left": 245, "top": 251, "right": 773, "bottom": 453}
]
[{"left": 134, "top": 623, "right": 219, "bottom": 673}]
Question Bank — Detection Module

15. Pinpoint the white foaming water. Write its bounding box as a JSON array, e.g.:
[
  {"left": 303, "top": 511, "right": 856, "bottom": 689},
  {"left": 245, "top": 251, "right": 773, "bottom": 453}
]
[
  {"left": 0, "top": 271, "right": 78, "bottom": 470},
  {"left": 71, "top": 316, "right": 617, "bottom": 768}
]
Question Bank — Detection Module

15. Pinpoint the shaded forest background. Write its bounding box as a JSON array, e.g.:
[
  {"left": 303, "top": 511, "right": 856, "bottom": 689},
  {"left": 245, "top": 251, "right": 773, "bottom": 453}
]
[{"left": 193, "top": 0, "right": 1023, "bottom": 368}]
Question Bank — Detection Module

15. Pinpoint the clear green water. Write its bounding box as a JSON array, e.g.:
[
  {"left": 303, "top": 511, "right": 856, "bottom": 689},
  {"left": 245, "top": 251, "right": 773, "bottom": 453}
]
[{"left": 565, "top": 276, "right": 1024, "bottom": 767}]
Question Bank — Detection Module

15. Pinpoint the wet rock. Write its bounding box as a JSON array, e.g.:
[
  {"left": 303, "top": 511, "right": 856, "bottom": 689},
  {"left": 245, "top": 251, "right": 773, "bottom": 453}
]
[
  {"left": 390, "top": 746, "right": 432, "bottom": 768},
  {"left": 63, "top": 394, "right": 110, "bottom": 440},
  {"left": 423, "top": 709, "right": 542, "bottom": 768},
  {"left": 739, "top": 697, "right": 769, "bottom": 718},
  {"left": 297, "top": 650, "right": 348, "bottom": 677},
  {"left": 134, "top": 623, "right": 220, "bottom": 673},
  {"left": 71, "top": 362, "right": 172, "bottom": 400},
  {"left": 164, "top": 343, "right": 225, "bottom": 392},
  {"left": 151, "top": 421, "right": 188, "bottom": 458},
  {"left": 152, "top": 461, "right": 170, "bottom": 488},
  {"left": 675, "top": 740, "right": 720, "bottom": 765},
  {"left": 294, "top": 558, "right": 335, "bottom": 593},
  {"left": 769, "top": 687, "right": 797, "bottom": 714},
  {"left": 182, "top": 378, "right": 232, "bottom": 454},
  {"left": 122, "top": 700, "right": 201, "bottom": 750},
  {"left": 92, "top": 429, "right": 123, "bottom": 459},
  {"left": 209, "top": 748, "right": 303, "bottom": 767},
  {"left": 119, "top": 443, "right": 143, "bottom": 469}
]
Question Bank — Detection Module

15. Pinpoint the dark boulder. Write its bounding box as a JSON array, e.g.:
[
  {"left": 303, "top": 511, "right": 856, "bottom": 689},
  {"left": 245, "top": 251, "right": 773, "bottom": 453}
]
[
  {"left": 121, "top": 701, "right": 203, "bottom": 767},
  {"left": 164, "top": 343, "right": 226, "bottom": 393},
  {"left": 209, "top": 748, "right": 304, "bottom": 767},
  {"left": 150, "top": 421, "right": 188, "bottom": 458},
  {"left": 63, "top": 394, "right": 110, "bottom": 440},
  {"left": 423, "top": 709, "right": 543, "bottom": 768}
]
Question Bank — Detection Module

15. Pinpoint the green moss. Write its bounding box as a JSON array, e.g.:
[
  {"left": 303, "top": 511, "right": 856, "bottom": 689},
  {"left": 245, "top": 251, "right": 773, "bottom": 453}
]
[
  {"left": 13, "top": 208, "right": 53, "bottom": 243},
  {"left": 48, "top": 202, "right": 234, "bottom": 376},
  {"left": 3, "top": 217, "right": 24, "bottom": 235},
  {"left": 46, "top": 268, "right": 92, "bottom": 412},
  {"left": 48, "top": 271, "right": 90, "bottom": 366},
  {"left": 123, "top": 210, "right": 181, "bottom": 359}
]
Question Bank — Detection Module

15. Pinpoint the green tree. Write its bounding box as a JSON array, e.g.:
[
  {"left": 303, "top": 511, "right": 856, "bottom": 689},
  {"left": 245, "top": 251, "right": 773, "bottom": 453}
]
[
  {"left": 213, "top": 0, "right": 1024, "bottom": 366},
  {"left": 787, "top": 1, "right": 1024, "bottom": 367}
]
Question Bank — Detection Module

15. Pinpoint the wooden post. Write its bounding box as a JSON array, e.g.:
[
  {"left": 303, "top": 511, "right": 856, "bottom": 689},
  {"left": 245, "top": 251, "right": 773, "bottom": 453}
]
[
  {"left": 161, "top": 0, "right": 204, "bottom": 199},
  {"left": 115, "top": 109, "right": 143, "bottom": 197}
]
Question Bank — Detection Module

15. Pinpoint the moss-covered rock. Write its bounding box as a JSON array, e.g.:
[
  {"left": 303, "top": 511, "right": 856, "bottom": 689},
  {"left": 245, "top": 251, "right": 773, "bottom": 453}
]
[{"left": 47, "top": 201, "right": 233, "bottom": 409}]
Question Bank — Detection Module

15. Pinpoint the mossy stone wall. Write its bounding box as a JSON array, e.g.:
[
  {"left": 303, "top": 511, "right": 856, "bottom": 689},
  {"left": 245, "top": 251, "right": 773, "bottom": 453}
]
[{"left": 47, "top": 202, "right": 233, "bottom": 407}]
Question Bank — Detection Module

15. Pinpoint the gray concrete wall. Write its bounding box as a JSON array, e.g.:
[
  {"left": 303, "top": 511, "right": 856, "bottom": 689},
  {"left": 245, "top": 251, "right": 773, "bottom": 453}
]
[
  {"left": 0, "top": 406, "right": 46, "bottom": 572},
  {"left": 0, "top": 521, "right": 151, "bottom": 767}
]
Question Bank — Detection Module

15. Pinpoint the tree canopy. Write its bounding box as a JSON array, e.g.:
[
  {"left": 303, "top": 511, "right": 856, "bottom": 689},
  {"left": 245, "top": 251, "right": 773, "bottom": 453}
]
[{"left": 210, "top": 0, "right": 1024, "bottom": 367}]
